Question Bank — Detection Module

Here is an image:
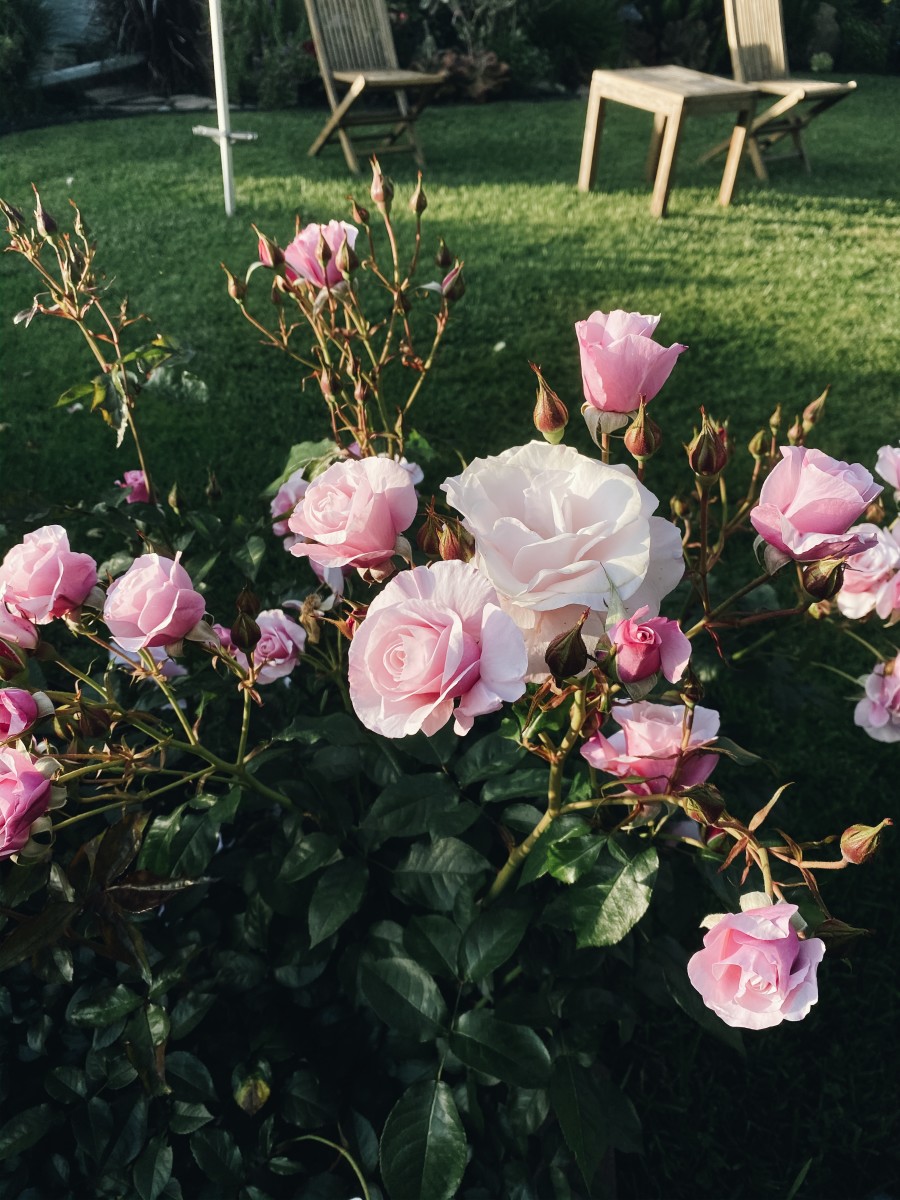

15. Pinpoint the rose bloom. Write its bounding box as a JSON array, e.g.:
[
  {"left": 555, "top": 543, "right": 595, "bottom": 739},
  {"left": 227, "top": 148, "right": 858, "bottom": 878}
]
[
  {"left": 104, "top": 553, "right": 207, "bottom": 653},
  {"left": 284, "top": 220, "right": 358, "bottom": 289},
  {"left": 442, "top": 441, "right": 683, "bottom": 673},
  {"left": 289, "top": 456, "right": 418, "bottom": 574},
  {"left": 346, "top": 442, "right": 425, "bottom": 488},
  {"left": 750, "top": 447, "right": 882, "bottom": 568},
  {"left": 576, "top": 309, "right": 685, "bottom": 437},
  {"left": 215, "top": 610, "right": 306, "bottom": 685},
  {"left": 688, "top": 903, "right": 825, "bottom": 1030},
  {"left": 835, "top": 522, "right": 900, "bottom": 620},
  {"left": 116, "top": 469, "right": 150, "bottom": 504},
  {"left": 609, "top": 605, "right": 691, "bottom": 684},
  {"left": 348, "top": 560, "right": 528, "bottom": 737},
  {"left": 270, "top": 467, "right": 309, "bottom": 537},
  {"left": 0, "top": 688, "right": 53, "bottom": 740},
  {"left": 0, "top": 525, "right": 98, "bottom": 624},
  {"left": 0, "top": 604, "right": 38, "bottom": 676},
  {"left": 875, "top": 443, "right": 900, "bottom": 500},
  {"left": 0, "top": 744, "right": 53, "bottom": 859},
  {"left": 854, "top": 657, "right": 900, "bottom": 743},
  {"left": 580, "top": 700, "right": 720, "bottom": 795}
]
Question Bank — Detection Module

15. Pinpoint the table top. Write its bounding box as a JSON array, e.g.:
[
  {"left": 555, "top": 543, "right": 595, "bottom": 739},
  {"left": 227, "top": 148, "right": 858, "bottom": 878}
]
[{"left": 589, "top": 64, "right": 758, "bottom": 104}]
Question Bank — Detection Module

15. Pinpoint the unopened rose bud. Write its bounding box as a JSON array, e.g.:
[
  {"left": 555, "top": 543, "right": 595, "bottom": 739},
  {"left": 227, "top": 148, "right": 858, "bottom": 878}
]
[
  {"left": 335, "top": 237, "right": 359, "bottom": 279},
  {"left": 438, "top": 520, "right": 474, "bottom": 562},
  {"left": 338, "top": 601, "right": 368, "bottom": 640},
  {"left": 840, "top": 818, "right": 892, "bottom": 865},
  {"left": 681, "top": 784, "right": 726, "bottom": 826},
  {"left": 0, "top": 641, "right": 28, "bottom": 681},
  {"left": 768, "top": 403, "right": 782, "bottom": 437},
  {"left": 802, "top": 386, "right": 828, "bottom": 433},
  {"left": 315, "top": 230, "right": 332, "bottom": 277},
  {"left": 353, "top": 375, "right": 370, "bottom": 407},
  {"left": 801, "top": 556, "right": 846, "bottom": 600},
  {"left": 222, "top": 264, "right": 247, "bottom": 304},
  {"left": 748, "top": 428, "right": 767, "bottom": 461},
  {"left": 236, "top": 586, "right": 261, "bottom": 618},
  {"left": 435, "top": 236, "right": 453, "bottom": 269},
  {"left": 441, "top": 263, "right": 465, "bottom": 303},
  {"left": 167, "top": 482, "right": 183, "bottom": 515},
  {"left": 0, "top": 199, "right": 24, "bottom": 234},
  {"left": 408, "top": 172, "right": 427, "bottom": 216},
  {"left": 270, "top": 279, "right": 283, "bottom": 306},
  {"left": 545, "top": 609, "right": 589, "bottom": 681},
  {"left": 670, "top": 494, "right": 695, "bottom": 521},
  {"left": 686, "top": 410, "right": 728, "bottom": 483},
  {"left": 348, "top": 196, "right": 370, "bottom": 226},
  {"left": 231, "top": 611, "right": 261, "bottom": 654},
  {"left": 370, "top": 158, "right": 394, "bottom": 215},
  {"left": 255, "top": 227, "right": 284, "bottom": 269},
  {"left": 530, "top": 362, "right": 568, "bottom": 444},
  {"left": 623, "top": 400, "right": 662, "bottom": 462},
  {"left": 416, "top": 501, "right": 443, "bottom": 556},
  {"left": 32, "top": 187, "right": 57, "bottom": 238},
  {"left": 319, "top": 369, "right": 341, "bottom": 402},
  {"left": 786, "top": 413, "right": 804, "bottom": 446}
]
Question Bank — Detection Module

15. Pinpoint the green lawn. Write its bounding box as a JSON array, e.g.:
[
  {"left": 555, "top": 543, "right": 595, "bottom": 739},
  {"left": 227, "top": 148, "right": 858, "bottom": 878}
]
[{"left": 1, "top": 79, "right": 899, "bottom": 1199}]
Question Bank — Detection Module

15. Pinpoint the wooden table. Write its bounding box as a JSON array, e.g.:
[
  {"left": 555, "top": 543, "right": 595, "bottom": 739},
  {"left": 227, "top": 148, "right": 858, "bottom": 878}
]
[{"left": 577, "top": 65, "right": 758, "bottom": 218}]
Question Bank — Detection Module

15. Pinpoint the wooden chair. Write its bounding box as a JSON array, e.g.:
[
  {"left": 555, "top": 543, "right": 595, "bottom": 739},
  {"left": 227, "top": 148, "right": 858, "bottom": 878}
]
[
  {"left": 701, "top": 0, "right": 856, "bottom": 179},
  {"left": 304, "top": 0, "right": 446, "bottom": 175}
]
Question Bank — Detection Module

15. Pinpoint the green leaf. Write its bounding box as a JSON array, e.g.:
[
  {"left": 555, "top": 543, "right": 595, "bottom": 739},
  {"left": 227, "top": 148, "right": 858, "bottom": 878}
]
[
  {"left": 392, "top": 837, "right": 491, "bottom": 912},
  {"left": 458, "top": 900, "right": 532, "bottom": 981},
  {"left": 711, "top": 736, "right": 762, "bottom": 766},
  {"left": 168, "top": 811, "right": 220, "bottom": 878},
  {"left": 449, "top": 1011, "right": 551, "bottom": 1086},
  {"left": 44, "top": 1065, "right": 87, "bottom": 1105},
  {"left": 546, "top": 833, "right": 606, "bottom": 885},
  {"left": 278, "top": 833, "right": 341, "bottom": 884},
  {"left": 455, "top": 731, "right": 526, "bottom": 787},
  {"left": 231, "top": 535, "right": 266, "bottom": 582},
  {"left": 68, "top": 984, "right": 143, "bottom": 1027},
  {"left": 191, "top": 1128, "right": 243, "bottom": 1186},
  {"left": 264, "top": 439, "right": 338, "bottom": 496},
  {"left": 308, "top": 858, "right": 368, "bottom": 947},
  {"left": 563, "top": 845, "right": 659, "bottom": 948},
  {"left": 480, "top": 768, "right": 548, "bottom": 804},
  {"left": 93, "top": 812, "right": 149, "bottom": 884},
  {"left": 518, "top": 817, "right": 588, "bottom": 887},
  {"left": 362, "top": 774, "right": 460, "bottom": 846},
  {"left": 0, "top": 901, "right": 80, "bottom": 970},
  {"left": 360, "top": 955, "right": 448, "bottom": 1040},
  {"left": 380, "top": 1080, "right": 467, "bottom": 1200},
  {"left": 280, "top": 1070, "right": 332, "bottom": 1128},
  {"left": 137, "top": 805, "right": 187, "bottom": 876},
  {"left": 134, "top": 1135, "right": 173, "bottom": 1200},
  {"left": 170, "top": 990, "right": 217, "bottom": 1040},
  {"left": 646, "top": 936, "right": 745, "bottom": 1056},
  {"left": 55, "top": 381, "right": 95, "bottom": 408},
  {"left": 106, "top": 1094, "right": 149, "bottom": 1169},
  {"left": 124, "top": 1006, "right": 170, "bottom": 1097},
  {"left": 550, "top": 1057, "right": 609, "bottom": 1188},
  {"left": 169, "top": 1102, "right": 213, "bottom": 1135},
  {"left": 166, "top": 1051, "right": 216, "bottom": 1103},
  {"left": 72, "top": 1096, "right": 113, "bottom": 1163},
  {"left": 404, "top": 915, "right": 461, "bottom": 980},
  {"left": 0, "top": 1104, "right": 54, "bottom": 1161}
]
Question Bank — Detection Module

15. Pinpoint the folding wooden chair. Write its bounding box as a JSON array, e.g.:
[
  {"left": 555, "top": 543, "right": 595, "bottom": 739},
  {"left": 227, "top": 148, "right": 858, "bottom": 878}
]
[
  {"left": 701, "top": 0, "right": 856, "bottom": 180},
  {"left": 304, "top": 0, "right": 446, "bottom": 174}
]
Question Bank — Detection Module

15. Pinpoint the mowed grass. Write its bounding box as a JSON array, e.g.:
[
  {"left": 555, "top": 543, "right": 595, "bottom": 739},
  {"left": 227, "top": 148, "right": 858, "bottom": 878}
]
[{"left": 1, "top": 77, "right": 899, "bottom": 1199}]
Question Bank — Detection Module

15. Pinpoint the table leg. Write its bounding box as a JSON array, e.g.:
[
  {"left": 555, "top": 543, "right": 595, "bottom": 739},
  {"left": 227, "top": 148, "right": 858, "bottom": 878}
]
[
  {"left": 650, "top": 101, "right": 684, "bottom": 219},
  {"left": 578, "top": 77, "right": 606, "bottom": 193},
  {"left": 718, "top": 101, "right": 756, "bottom": 206},
  {"left": 645, "top": 112, "right": 667, "bottom": 182}
]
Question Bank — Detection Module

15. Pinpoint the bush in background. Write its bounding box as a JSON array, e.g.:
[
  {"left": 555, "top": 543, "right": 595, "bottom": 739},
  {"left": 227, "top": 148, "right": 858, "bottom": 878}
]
[{"left": 0, "top": 0, "right": 52, "bottom": 122}]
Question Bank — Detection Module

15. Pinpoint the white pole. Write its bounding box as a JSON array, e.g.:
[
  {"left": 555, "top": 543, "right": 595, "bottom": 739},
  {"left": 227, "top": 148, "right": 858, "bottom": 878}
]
[{"left": 208, "top": 0, "right": 235, "bottom": 216}]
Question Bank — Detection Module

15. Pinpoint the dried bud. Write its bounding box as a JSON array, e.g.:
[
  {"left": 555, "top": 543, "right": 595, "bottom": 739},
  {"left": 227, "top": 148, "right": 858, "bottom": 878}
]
[
  {"left": 840, "top": 818, "right": 892, "bottom": 865},
  {"left": 801, "top": 556, "right": 846, "bottom": 600},
  {"left": 167, "top": 482, "right": 183, "bottom": 515},
  {"left": 353, "top": 375, "right": 370, "bottom": 407},
  {"left": 530, "top": 362, "right": 568, "bottom": 444},
  {"left": 270, "top": 279, "right": 284, "bottom": 306},
  {"left": 335, "top": 236, "right": 359, "bottom": 279},
  {"left": 222, "top": 263, "right": 247, "bottom": 304},
  {"left": 205, "top": 470, "right": 222, "bottom": 503},
  {"left": 802, "top": 386, "right": 828, "bottom": 433},
  {"left": 0, "top": 199, "right": 24, "bottom": 234},
  {"left": 348, "top": 196, "right": 370, "bottom": 226},
  {"left": 686, "top": 409, "right": 728, "bottom": 483},
  {"left": 863, "top": 497, "right": 886, "bottom": 525},
  {"left": 438, "top": 520, "right": 474, "bottom": 562},
  {"left": 408, "top": 172, "right": 427, "bottom": 216},
  {"left": 236, "top": 586, "right": 261, "bottom": 618},
  {"left": 786, "top": 413, "right": 804, "bottom": 446},
  {"left": 680, "top": 784, "right": 727, "bottom": 827},
  {"left": 441, "top": 263, "right": 465, "bottom": 303},
  {"left": 254, "top": 227, "right": 284, "bottom": 269},
  {"left": 336, "top": 601, "right": 368, "bottom": 640},
  {"left": 435, "top": 236, "right": 453, "bottom": 269},
  {"left": 231, "top": 611, "right": 261, "bottom": 654},
  {"left": 545, "top": 609, "right": 589, "bottom": 681},
  {"left": 416, "top": 500, "right": 443, "bottom": 556},
  {"left": 32, "top": 187, "right": 57, "bottom": 237},
  {"left": 623, "top": 399, "right": 662, "bottom": 462},
  {"left": 747, "top": 428, "right": 767, "bottom": 461},
  {"left": 370, "top": 158, "right": 394, "bottom": 215},
  {"left": 768, "top": 403, "right": 782, "bottom": 437}
]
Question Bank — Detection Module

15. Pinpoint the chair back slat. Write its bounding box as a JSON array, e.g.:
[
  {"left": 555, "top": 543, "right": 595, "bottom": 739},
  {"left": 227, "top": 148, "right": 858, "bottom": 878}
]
[
  {"left": 724, "top": 0, "right": 789, "bottom": 81},
  {"left": 306, "top": 0, "right": 399, "bottom": 75}
]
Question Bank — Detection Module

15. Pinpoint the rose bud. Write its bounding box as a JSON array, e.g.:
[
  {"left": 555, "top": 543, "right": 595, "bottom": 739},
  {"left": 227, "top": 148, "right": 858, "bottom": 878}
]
[
  {"left": 801, "top": 556, "right": 846, "bottom": 600},
  {"left": 370, "top": 158, "right": 394, "bottom": 215},
  {"left": 348, "top": 196, "right": 370, "bottom": 226},
  {"left": 335, "top": 236, "right": 359, "bottom": 280},
  {"left": 686, "top": 410, "right": 728, "bottom": 483},
  {"left": 768, "top": 403, "right": 782, "bottom": 437},
  {"left": 255, "top": 227, "right": 284, "bottom": 269},
  {"left": 438, "top": 520, "right": 474, "bottom": 563},
  {"left": 670, "top": 494, "right": 695, "bottom": 521},
  {"left": 319, "top": 368, "right": 341, "bottom": 402},
  {"left": 408, "top": 172, "right": 427, "bottom": 216},
  {"left": 802, "top": 386, "right": 828, "bottom": 434},
  {"left": 0, "top": 688, "right": 52, "bottom": 741},
  {"left": 786, "top": 414, "right": 804, "bottom": 446},
  {"left": 32, "top": 187, "right": 57, "bottom": 238},
  {"left": 624, "top": 400, "right": 662, "bottom": 464},
  {"left": 545, "top": 609, "right": 589, "bottom": 681},
  {"left": 748, "top": 428, "right": 767, "bottom": 462},
  {"left": 236, "top": 586, "right": 261, "bottom": 618},
  {"left": 680, "top": 783, "right": 726, "bottom": 826},
  {"left": 435, "top": 236, "right": 453, "bottom": 269},
  {"left": 222, "top": 263, "right": 247, "bottom": 304},
  {"left": 416, "top": 501, "right": 444, "bottom": 556},
  {"left": 840, "top": 818, "right": 892, "bottom": 865},
  {"left": 230, "top": 611, "right": 262, "bottom": 654},
  {"left": 530, "top": 362, "right": 568, "bottom": 444},
  {"left": 315, "top": 228, "right": 332, "bottom": 276},
  {"left": 0, "top": 199, "right": 24, "bottom": 235},
  {"left": 440, "top": 263, "right": 465, "bottom": 303}
]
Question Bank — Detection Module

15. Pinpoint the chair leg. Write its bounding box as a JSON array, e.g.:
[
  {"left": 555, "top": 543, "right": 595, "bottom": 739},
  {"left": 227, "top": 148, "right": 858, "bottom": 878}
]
[
  {"left": 719, "top": 101, "right": 755, "bottom": 206},
  {"left": 650, "top": 101, "right": 685, "bottom": 218},
  {"left": 577, "top": 76, "right": 606, "bottom": 193},
  {"left": 645, "top": 113, "right": 667, "bottom": 182},
  {"left": 308, "top": 75, "right": 366, "bottom": 173},
  {"left": 747, "top": 135, "right": 768, "bottom": 181}
]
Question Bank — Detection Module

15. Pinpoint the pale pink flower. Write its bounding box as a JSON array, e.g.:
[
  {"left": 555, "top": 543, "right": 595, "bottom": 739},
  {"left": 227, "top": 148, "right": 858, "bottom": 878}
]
[
  {"left": 215, "top": 610, "right": 306, "bottom": 685},
  {"left": 0, "top": 604, "right": 38, "bottom": 676},
  {"left": 104, "top": 554, "right": 207, "bottom": 653},
  {"left": 0, "top": 744, "right": 53, "bottom": 859},
  {"left": 875, "top": 444, "right": 900, "bottom": 501},
  {"left": 289, "top": 456, "right": 418, "bottom": 575},
  {"left": 0, "top": 525, "right": 97, "bottom": 624},
  {"left": 116, "top": 469, "right": 151, "bottom": 504},
  {"left": 750, "top": 447, "right": 881, "bottom": 569},
  {"left": 854, "top": 657, "right": 900, "bottom": 743},
  {"left": 687, "top": 903, "right": 825, "bottom": 1030},
  {"left": 348, "top": 561, "right": 527, "bottom": 737},
  {"left": 608, "top": 606, "right": 691, "bottom": 684},
  {"left": 835, "top": 522, "right": 900, "bottom": 620},
  {"left": 270, "top": 468, "right": 309, "bottom": 537},
  {"left": 284, "top": 220, "right": 358, "bottom": 289},
  {"left": 576, "top": 309, "right": 685, "bottom": 438},
  {"left": 580, "top": 701, "right": 719, "bottom": 795}
]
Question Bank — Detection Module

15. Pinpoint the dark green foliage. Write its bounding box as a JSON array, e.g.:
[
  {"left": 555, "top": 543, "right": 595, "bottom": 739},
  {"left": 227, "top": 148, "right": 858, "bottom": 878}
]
[{"left": 0, "top": 0, "right": 51, "bottom": 121}]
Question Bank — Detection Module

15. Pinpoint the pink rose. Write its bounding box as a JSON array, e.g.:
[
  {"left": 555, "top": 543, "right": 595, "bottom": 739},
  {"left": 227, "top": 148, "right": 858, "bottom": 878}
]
[
  {"left": 0, "top": 688, "right": 50, "bottom": 740},
  {"left": 442, "top": 442, "right": 683, "bottom": 674},
  {"left": 835, "top": 523, "right": 900, "bottom": 620},
  {"left": 116, "top": 469, "right": 151, "bottom": 504},
  {"left": 270, "top": 468, "right": 309, "bottom": 537},
  {"left": 580, "top": 700, "right": 720, "bottom": 795},
  {"left": 104, "top": 553, "right": 207, "bottom": 653},
  {"left": 0, "top": 525, "right": 98, "bottom": 624},
  {"left": 687, "top": 902, "right": 825, "bottom": 1030},
  {"left": 289, "top": 456, "right": 418, "bottom": 574},
  {"left": 215, "top": 610, "right": 306, "bottom": 685},
  {"left": 0, "top": 744, "right": 53, "bottom": 859},
  {"left": 0, "top": 604, "right": 38, "bottom": 677},
  {"left": 750, "top": 447, "right": 882, "bottom": 569},
  {"left": 576, "top": 309, "right": 685, "bottom": 438},
  {"left": 284, "top": 220, "right": 358, "bottom": 289},
  {"left": 875, "top": 444, "right": 900, "bottom": 500},
  {"left": 346, "top": 442, "right": 425, "bottom": 487},
  {"left": 348, "top": 560, "right": 528, "bottom": 737},
  {"left": 609, "top": 605, "right": 691, "bottom": 684},
  {"left": 854, "top": 657, "right": 900, "bottom": 743}
]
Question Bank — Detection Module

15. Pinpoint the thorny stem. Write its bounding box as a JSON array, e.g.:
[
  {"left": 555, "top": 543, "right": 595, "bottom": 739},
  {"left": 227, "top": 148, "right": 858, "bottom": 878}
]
[
  {"left": 140, "top": 649, "right": 199, "bottom": 746},
  {"left": 684, "top": 571, "right": 771, "bottom": 639},
  {"left": 236, "top": 687, "right": 252, "bottom": 768}
]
